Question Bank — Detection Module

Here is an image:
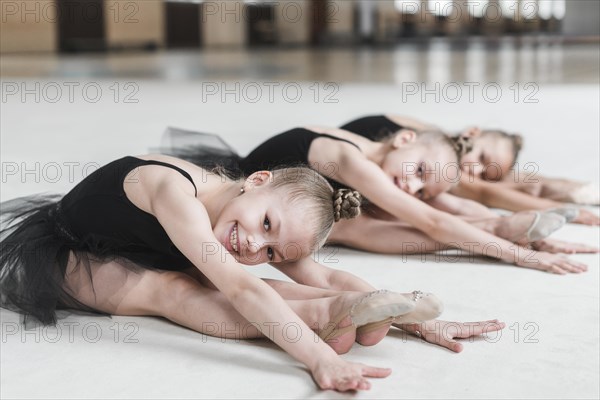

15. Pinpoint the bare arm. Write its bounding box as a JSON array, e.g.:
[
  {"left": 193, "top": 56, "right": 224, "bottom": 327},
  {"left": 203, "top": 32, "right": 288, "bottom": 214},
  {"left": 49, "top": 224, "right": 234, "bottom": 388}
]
[
  {"left": 149, "top": 180, "right": 388, "bottom": 390},
  {"left": 273, "top": 256, "right": 375, "bottom": 293},
  {"left": 276, "top": 257, "right": 505, "bottom": 353},
  {"left": 425, "top": 192, "right": 497, "bottom": 219},
  {"left": 309, "top": 139, "right": 587, "bottom": 273},
  {"left": 451, "top": 178, "right": 600, "bottom": 226},
  {"left": 451, "top": 177, "right": 563, "bottom": 211}
]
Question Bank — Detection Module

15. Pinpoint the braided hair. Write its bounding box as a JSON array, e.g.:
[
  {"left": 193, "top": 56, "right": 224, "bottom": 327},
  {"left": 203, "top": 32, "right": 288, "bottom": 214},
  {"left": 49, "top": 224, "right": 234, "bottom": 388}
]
[
  {"left": 376, "top": 128, "right": 468, "bottom": 164},
  {"left": 267, "top": 167, "right": 362, "bottom": 251},
  {"left": 333, "top": 189, "right": 362, "bottom": 222},
  {"left": 448, "top": 135, "right": 474, "bottom": 160}
]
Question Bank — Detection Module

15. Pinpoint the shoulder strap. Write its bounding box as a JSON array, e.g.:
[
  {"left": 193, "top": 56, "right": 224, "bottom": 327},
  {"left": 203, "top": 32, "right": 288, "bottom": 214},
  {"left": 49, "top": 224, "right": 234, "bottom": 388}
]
[
  {"left": 314, "top": 133, "right": 361, "bottom": 151},
  {"left": 142, "top": 160, "right": 198, "bottom": 197}
]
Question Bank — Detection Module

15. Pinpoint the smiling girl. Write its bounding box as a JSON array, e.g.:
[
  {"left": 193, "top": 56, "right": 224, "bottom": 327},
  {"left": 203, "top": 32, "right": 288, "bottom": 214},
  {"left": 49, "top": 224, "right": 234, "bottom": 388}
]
[
  {"left": 163, "top": 126, "right": 593, "bottom": 272},
  {"left": 341, "top": 114, "right": 600, "bottom": 226},
  {"left": 2, "top": 153, "right": 461, "bottom": 392}
]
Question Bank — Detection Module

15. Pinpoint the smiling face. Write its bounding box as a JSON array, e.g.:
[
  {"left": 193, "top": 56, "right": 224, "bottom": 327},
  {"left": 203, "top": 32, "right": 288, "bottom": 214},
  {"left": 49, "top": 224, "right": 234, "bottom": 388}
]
[
  {"left": 212, "top": 177, "right": 315, "bottom": 265},
  {"left": 380, "top": 131, "right": 459, "bottom": 200},
  {"left": 460, "top": 130, "right": 517, "bottom": 181}
]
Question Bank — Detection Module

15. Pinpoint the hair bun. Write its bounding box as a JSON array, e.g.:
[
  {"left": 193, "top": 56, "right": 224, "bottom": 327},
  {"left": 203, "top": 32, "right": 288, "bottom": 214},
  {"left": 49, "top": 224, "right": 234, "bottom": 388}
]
[
  {"left": 511, "top": 134, "right": 524, "bottom": 152},
  {"left": 333, "top": 189, "right": 362, "bottom": 222},
  {"left": 450, "top": 135, "right": 473, "bottom": 158}
]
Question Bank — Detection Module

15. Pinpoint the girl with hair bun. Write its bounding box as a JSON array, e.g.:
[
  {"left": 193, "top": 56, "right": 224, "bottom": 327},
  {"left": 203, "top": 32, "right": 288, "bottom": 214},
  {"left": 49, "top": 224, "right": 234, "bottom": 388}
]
[
  {"left": 163, "top": 126, "right": 595, "bottom": 275},
  {"left": 342, "top": 114, "right": 599, "bottom": 226},
  {"left": 160, "top": 131, "right": 507, "bottom": 354},
  {"left": 2, "top": 153, "right": 471, "bottom": 392}
]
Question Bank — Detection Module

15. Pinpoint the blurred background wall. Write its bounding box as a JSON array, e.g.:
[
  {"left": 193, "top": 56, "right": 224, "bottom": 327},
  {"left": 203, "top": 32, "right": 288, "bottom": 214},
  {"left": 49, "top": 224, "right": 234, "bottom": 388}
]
[{"left": 1, "top": 0, "right": 598, "bottom": 54}]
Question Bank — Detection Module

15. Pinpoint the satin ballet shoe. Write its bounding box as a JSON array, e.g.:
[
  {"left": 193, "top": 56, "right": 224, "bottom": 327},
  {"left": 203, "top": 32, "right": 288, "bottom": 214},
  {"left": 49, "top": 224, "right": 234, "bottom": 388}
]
[
  {"left": 524, "top": 211, "right": 566, "bottom": 242},
  {"left": 319, "top": 290, "right": 416, "bottom": 342},
  {"left": 545, "top": 207, "right": 579, "bottom": 223},
  {"left": 357, "top": 291, "right": 443, "bottom": 335},
  {"left": 504, "top": 211, "right": 565, "bottom": 243},
  {"left": 392, "top": 291, "right": 443, "bottom": 325}
]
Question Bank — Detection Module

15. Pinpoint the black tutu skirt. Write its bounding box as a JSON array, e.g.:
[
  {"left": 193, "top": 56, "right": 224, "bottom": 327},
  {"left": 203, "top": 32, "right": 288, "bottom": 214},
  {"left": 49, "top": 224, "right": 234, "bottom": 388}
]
[
  {"left": 0, "top": 195, "right": 119, "bottom": 327},
  {"left": 155, "top": 127, "right": 243, "bottom": 178}
]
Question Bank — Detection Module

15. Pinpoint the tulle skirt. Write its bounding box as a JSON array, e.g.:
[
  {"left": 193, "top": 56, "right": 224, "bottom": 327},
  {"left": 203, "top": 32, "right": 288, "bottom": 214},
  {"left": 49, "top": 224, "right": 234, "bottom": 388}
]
[
  {"left": 154, "top": 127, "right": 243, "bottom": 177},
  {"left": 0, "top": 195, "right": 115, "bottom": 327}
]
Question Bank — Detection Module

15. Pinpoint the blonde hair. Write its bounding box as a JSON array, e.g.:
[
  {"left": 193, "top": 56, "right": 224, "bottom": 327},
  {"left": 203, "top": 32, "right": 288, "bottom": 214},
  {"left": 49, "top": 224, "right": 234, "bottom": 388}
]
[
  {"left": 382, "top": 129, "right": 469, "bottom": 162},
  {"left": 481, "top": 130, "right": 523, "bottom": 166},
  {"left": 266, "top": 167, "right": 361, "bottom": 251}
]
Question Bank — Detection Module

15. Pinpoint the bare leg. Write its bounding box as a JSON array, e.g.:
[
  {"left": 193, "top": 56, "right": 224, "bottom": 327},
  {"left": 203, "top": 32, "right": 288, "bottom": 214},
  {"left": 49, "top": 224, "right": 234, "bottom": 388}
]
[
  {"left": 329, "top": 214, "right": 452, "bottom": 254},
  {"left": 328, "top": 212, "right": 553, "bottom": 254},
  {"left": 62, "top": 252, "right": 385, "bottom": 354},
  {"left": 495, "top": 179, "right": 543, "bottom": 197}
]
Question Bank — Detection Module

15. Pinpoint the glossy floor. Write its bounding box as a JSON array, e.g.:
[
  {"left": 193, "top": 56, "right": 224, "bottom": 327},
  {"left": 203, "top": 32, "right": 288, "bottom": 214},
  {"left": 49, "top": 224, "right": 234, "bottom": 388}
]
[
  {"left": 1, "top": 42, "right": 599, "bottom": 399},
  {"left": 1, "top": 37, "right": 599, "bottom": 84}
]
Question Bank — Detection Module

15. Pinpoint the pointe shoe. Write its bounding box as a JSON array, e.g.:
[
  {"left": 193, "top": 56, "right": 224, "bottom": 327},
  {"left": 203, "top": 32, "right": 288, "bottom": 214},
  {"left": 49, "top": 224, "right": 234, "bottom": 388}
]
[
  {"left": 545, "top": 207, "right": 579, "bottom": 223},
  {"left": 319, "top": 290, "right": 416, "bottom": 342},
  {"left": 357, "top": 291, "right": 443, "bottom": 335}
]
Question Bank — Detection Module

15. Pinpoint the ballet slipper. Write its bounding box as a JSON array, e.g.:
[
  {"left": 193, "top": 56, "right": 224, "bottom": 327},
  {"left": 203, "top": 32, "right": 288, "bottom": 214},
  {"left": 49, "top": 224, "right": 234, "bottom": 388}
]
[
  {"left": 568, "top": 183, "right": 600, "bottom": 205},
  {"left": 544, "top": 207, "right": 579, "bottom": 223},
  {"left": 505, "top": 211, "right": 566, "bottom": 243},
  {"left": 319, "top": 290, "right": 416, "bottom": 342},
  {"left": 358, "top": 291, "right": 443, "bottom": 335},
  {"left": 524, "top": 211, "right": 566, "bottom": 242}
]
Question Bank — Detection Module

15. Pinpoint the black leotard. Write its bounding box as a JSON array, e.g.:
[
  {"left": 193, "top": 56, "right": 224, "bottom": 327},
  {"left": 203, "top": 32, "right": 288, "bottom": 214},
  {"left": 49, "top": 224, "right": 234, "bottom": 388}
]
[
  {"left": 0, "top": 156, "right": 200, "bottom": 325},
  {"left": 59, "top": 156, "right": 198, "bottom": 271},
  {"left": 239, "top": 128, "right": 360, "bottom": 189},
  {"left": 340, "top": 115, "right": 404, "bottom": 141},
  {"left": 240, "top": 128, "right": 359, "bottom": 172}
]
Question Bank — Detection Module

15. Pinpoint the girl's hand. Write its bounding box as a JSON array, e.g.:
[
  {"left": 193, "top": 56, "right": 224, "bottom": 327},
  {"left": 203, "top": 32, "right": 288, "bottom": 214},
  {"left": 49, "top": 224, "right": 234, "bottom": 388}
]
[
  {"left": 311, "top": 358, "right": 391, "bottom": 391},
  {"left": 398, "top": 319, "right": 505, "bottom": 353},
  {"left": 532, "top": 238, "right": 599, "bottom": 254},
  {"left": 572, "top": 209, "right": 600, "bottom": 226},
  {"left": 517, "top": 250, "right": 588, "bottom": 274}
]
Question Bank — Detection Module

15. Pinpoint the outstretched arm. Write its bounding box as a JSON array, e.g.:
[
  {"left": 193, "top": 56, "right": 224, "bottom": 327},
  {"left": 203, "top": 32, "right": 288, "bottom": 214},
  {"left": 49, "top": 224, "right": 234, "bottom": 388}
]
[
  {"left": 309, "top": 139, "right": 587, "bottom": 273},
  {"left": 276, "top": 257, "right": 505, "bottom": 353},
  {"left": 425, "top": 192, "right": 498, "bottom": 219},
  {"left": 273, "top": 256, "right": 375, "bottom": 293},
  {"left": 151, "top": 180, "right": 389, "bottom": 391},
  {"left": 451, "top": 178, "right": 600, "bottom": 225},
  {"left": 451, "top": 177, "right": 562, "bottom": 211}
]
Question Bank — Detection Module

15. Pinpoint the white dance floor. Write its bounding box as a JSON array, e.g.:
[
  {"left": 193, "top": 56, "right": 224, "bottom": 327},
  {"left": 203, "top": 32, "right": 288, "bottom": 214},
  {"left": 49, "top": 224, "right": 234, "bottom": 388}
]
[{"left": 1, "top": 81, "right": 598, "bottom": 399}]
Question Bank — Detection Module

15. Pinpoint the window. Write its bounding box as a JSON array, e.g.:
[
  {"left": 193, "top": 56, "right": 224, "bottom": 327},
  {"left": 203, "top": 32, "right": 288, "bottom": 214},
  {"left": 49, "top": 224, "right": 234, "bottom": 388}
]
[
  {"left": 553, "top": 0, "right": 566, "bottom": 20},
  {"left": 395, "top": 0, "right": 420, "bottom": 14},
  {"left": 538, "top": 0, "right": 552, "bottom": 20},
  {"left": 467, "top": 0, "right": 488, "bottom": 18},
  {"left": 499, "top": 0, "right": 518, "bottom": 19},
  {"left": 428, "top": 0, "right": 454, "bottom": 17},
  {"left": 520, "top": 0, "right": 537, "bottom": 20}
]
